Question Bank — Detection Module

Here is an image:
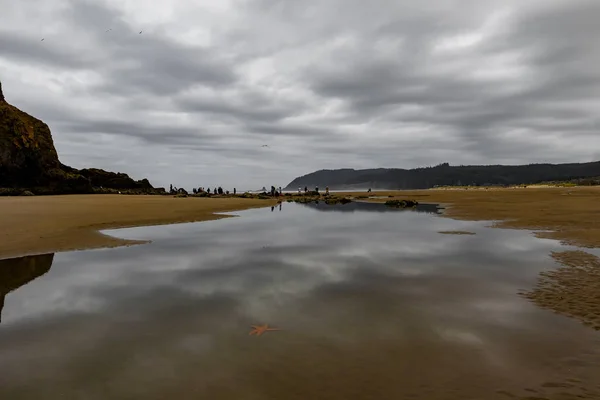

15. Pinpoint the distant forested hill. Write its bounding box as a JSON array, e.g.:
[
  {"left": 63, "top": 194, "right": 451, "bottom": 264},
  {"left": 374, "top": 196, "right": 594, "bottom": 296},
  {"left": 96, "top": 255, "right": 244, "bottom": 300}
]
[{"left": 284, "top": 161, "right": 600, "bottom": 190}]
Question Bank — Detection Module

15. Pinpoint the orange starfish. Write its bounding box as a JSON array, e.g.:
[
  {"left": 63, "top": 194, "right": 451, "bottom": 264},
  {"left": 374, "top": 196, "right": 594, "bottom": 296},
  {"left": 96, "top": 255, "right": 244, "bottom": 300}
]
[{"left": 249, "top": 324, "right": 281, "bottom": 336}]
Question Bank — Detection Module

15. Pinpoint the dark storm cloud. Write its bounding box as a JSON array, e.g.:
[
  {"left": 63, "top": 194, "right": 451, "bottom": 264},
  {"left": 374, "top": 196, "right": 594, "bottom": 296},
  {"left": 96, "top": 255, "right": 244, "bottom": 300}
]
[
  {"left": 176, "top": 94, "right": 293, "bottom": 124},
  {"left": 66, "top": 0, "right": 237, "bottom": 95},
  {"left": 0, "top": 32, "right": 98, "bottom": 69},
  {"left": 58, "top": 119, "right": 219, "bottom": 145},
  {"left": 1, "top": 0, "right": 238, "bottom": 95},
  {"left": 176, "top": 88, "right": 331, "bottom": 138},
  {"left": 92, "top": 39, "right": 237, "bottom": 97},
  {"left": 244, "top": 120, "right": 338, "bottom": 137}
]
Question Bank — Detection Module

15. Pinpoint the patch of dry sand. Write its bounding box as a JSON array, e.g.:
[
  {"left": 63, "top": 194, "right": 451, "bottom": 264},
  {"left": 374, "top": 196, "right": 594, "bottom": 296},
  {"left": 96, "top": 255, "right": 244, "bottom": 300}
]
[{"left": 0, "top": 194, "right": 276, "bottom": 259}]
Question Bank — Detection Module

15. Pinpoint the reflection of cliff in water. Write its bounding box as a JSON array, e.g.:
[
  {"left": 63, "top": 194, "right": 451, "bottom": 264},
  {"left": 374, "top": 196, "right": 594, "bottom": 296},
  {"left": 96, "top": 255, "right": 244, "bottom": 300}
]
[
  {"left": 0, "top": 253, "right": 54, "bottom": 323},
  {"left": 298, "top": 201, "right": 441, "bottom": 215}
]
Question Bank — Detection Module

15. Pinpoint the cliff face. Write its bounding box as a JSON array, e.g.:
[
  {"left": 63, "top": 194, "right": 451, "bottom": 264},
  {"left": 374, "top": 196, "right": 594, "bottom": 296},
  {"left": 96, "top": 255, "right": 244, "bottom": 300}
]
[
  {"left": 0, "top": 80, "right": 160, "bottom": 195},
  {"left": 0, "top": 82, "right": 87, "bottom": 190}
]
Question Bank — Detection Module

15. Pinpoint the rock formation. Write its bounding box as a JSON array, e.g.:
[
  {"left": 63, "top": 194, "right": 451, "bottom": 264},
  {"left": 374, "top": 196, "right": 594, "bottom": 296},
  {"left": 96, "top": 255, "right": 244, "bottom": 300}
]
[{"left": 0, "top": 80, "right": 161, "bottom": 195}]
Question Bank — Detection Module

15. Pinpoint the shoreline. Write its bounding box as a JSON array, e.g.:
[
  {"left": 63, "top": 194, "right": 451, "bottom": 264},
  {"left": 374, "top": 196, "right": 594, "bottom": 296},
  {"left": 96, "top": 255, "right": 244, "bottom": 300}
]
[
  {"left": 0, "top": 194, "right": 277, "bottom": 260},
  {"left": 3, "top": 187, "right": 599, "bottom": 259},
  {"left": 344, "top": 186, "right": 600, "bottom": 249}
]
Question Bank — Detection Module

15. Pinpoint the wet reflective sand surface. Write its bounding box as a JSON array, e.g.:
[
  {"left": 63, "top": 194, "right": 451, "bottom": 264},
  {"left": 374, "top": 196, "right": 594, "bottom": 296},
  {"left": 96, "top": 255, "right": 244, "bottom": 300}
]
[{"left": 1, "top": 202, "right": 599, "bottom": 399}]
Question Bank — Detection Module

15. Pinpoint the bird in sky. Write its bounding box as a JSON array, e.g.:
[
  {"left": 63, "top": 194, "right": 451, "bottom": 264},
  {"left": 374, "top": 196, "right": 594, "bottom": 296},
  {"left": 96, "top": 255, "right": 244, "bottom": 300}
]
[
  {"left": 41, "top": 38, "right": 44, "bottom": 41},
  {"left": 261, "top": 145, "right": 269, "bottom": 148},
  {"left": 105, "top": 28, "right": 112, "bottom": 32},
  {"left": 139, "top": 30, "right": 143, "bottom": 34},
  {"left": 248, "top": 324, "right": 281, "bottom": 336}
]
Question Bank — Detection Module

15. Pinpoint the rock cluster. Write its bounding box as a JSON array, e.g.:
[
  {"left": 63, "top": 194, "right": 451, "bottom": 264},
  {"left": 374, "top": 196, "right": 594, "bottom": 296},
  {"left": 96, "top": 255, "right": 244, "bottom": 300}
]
[{"left": 384, "top": 199, "right": 419, "bottom": 208}]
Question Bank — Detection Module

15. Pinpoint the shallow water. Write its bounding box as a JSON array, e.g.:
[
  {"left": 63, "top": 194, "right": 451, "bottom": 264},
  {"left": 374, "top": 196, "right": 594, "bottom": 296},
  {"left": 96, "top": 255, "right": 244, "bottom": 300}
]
[{"left": 1, "top": 202, "right": 599, "bottom": 399}]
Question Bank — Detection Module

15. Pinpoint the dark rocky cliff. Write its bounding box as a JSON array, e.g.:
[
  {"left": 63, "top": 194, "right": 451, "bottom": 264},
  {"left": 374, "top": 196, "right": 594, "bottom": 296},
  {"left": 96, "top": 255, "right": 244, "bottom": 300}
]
[
  {"left": 0, "top": 81, "right": 91, "bottom": 192},
  {"left": 0, "top": 80, "right": 161, "bottom": 195}
]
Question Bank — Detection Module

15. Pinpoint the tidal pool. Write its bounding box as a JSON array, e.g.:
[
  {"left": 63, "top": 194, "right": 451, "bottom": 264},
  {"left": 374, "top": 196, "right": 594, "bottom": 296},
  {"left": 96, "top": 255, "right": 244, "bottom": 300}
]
[{"left": 1, "top": 202, "right": 599, "bottom": 399}]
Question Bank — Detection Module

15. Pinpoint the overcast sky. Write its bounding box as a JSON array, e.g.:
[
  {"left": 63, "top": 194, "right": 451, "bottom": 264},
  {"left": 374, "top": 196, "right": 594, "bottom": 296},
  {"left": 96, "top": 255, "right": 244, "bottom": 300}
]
[{"left": 1, "top": 0, "right": 599, "bottom": 190}]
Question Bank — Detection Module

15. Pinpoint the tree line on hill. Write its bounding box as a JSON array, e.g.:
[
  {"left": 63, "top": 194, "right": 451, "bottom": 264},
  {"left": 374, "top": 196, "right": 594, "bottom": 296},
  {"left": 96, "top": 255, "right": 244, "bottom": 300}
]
[{"left": 284, "top": 161, "right": 600, "bottom": 190}]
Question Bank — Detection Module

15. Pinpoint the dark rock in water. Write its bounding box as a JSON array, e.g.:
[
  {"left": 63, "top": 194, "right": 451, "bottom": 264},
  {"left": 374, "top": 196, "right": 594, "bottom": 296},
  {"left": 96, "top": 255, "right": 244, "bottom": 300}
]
[
  {"left": 324, "top": 196, "right": 352, "bottom": 205},
  {"left": 384, "top": 199, "right": 419, "bottom": 208},
  {"left": 0, "top": 79, "right": 157, "bottom": 195}
]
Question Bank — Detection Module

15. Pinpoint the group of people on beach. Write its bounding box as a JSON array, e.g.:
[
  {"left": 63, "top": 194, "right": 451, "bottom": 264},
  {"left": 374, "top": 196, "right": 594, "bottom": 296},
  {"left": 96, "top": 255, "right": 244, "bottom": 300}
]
[
  {"left": 194, "top": 187, "right": 237, "bottom": 195},
  {"left": 169, "top": 184, "right": 237, "bottom": 196},
  {"left": 168, "top": 183, "right": 371, "bottom": 197},
  {"left": 270, "top": 186, "right": 283, "bottom": 196},
  {"left": 296, "top": 186, "right": 330, "bottom": 195}
]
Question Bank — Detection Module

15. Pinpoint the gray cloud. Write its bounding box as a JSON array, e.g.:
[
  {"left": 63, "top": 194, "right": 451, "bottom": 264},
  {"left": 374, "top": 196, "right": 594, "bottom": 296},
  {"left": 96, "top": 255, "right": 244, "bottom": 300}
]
[
  {"left": 0, "top": 32, "right": 97, "bottom": 69},
  {"left": 58, "top": 119, "right": 218, "bottom": 145},
  {"left": 0, "top": 0, "right": 599, "bottom": 188}
]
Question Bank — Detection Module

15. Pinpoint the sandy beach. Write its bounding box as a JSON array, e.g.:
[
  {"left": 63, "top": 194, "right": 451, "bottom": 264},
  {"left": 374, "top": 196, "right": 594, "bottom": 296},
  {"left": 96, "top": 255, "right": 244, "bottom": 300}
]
[
  {"left": 0, "top": 194, "right": 276, "bottom": 259},
  {"left": 2, "top": 187, "right": 600, "bottom": 332},
  {"left": 521, "top": 250, "right": 600, "bottom": 331},
  {"left": 349, "top": 186, "right": 600, "bottom": 248},
  {"left": 2, "top": 187, "right": 599, "bottom": 259}
]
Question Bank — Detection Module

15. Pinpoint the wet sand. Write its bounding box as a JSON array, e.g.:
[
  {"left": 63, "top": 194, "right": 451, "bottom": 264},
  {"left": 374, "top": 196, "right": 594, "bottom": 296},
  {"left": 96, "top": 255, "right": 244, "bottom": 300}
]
[
  {"left": 346, "top": 186, "right": 600, "bottom": 249},
  {"left": 521, "top": 251, "right": 600, "bottom": 331},
  {"left": 349, "top": 186, "right": 600, "bottom": 332},
  {"left": 0, "top": 195, "right": 275, "bottom": 259}
]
